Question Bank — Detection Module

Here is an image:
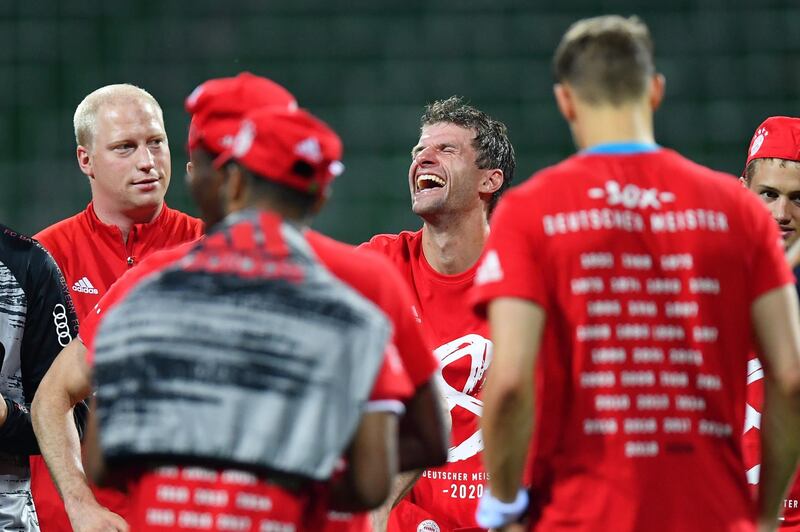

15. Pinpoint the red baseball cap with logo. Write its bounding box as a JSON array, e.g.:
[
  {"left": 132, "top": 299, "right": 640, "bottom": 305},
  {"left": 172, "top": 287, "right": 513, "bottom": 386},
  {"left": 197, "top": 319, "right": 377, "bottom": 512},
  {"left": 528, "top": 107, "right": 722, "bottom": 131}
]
[
  {"left": 185, "top": 72, "right": 297, "bottom": 155},
  {"left": 215, "top": 107, "right": 344, "bottom": 197},
  {"left": 745, "top": 116, "right": 800, "bottom": 170}
]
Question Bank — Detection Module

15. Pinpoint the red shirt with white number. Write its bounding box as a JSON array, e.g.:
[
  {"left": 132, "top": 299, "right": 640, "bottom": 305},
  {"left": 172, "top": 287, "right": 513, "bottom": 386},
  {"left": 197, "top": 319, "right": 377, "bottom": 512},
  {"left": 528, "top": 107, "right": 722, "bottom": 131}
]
[
  {"left": 472, "top": 148, "right": 793, "bottom": 532},
  {"left": 363, "top": 230, "right": 491, "bottom": 532}
]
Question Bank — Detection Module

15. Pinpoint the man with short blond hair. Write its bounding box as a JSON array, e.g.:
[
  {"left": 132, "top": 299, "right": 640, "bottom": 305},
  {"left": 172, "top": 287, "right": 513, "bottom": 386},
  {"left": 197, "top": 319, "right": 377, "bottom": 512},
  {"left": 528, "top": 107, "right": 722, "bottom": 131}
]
[{"left": 31, "top": 83, "right": 202, "bottom": 531}]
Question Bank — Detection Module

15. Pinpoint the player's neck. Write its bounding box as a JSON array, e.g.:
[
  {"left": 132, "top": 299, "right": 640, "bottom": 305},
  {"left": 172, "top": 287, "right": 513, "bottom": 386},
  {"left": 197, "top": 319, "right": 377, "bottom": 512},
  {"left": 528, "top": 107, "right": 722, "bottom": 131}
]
[
  {"left": 92, "top": 200, "right": 163, "bottom": 244},
  {"left": 421, "top": 208, "right": 490, "bottom": 275},
  {"left": 576, "top": 103, "right": 655, "bottom": 150}
]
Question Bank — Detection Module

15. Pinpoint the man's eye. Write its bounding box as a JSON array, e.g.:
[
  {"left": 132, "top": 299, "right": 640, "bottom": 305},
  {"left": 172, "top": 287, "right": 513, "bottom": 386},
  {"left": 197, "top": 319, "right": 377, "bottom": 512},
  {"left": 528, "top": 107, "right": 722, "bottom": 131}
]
[
  {"left": 149, "top": 139, "right": 164, "bottom": 147},
  {"left": 114, "top": 144, "right": 134, "bottom": 152},
  {"left": 760, "top": 191, "right": 778, "bottom": 200}
]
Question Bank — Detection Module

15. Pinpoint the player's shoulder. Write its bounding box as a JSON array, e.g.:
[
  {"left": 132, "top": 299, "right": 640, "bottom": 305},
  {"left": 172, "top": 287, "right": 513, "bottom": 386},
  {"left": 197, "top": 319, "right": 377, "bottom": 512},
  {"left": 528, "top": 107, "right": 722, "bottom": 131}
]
[
  {"left": 0, "top": 224, "right": 63, "bottom": 286},
  {"left": 360, "top": 229, "right": 421, "bottom": 259},
  {"left": 308, "top": 231, "right": 402, "bottom": 294},
  {"left": 33, "top": 208, "right": 89, "bottom": 249},
  {"left": 161, "top": 205, "right": 204, "bottom": 236},
  {"left": 0, "top": 224, "right": 48, "bottom": 260}
]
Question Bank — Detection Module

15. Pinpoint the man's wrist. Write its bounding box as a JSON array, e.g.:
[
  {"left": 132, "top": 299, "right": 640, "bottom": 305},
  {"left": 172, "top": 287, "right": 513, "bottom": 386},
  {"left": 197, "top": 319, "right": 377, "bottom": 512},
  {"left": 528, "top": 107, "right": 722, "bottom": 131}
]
[{"left": 476, "top": 487, "right": 529, "bottom": 529}]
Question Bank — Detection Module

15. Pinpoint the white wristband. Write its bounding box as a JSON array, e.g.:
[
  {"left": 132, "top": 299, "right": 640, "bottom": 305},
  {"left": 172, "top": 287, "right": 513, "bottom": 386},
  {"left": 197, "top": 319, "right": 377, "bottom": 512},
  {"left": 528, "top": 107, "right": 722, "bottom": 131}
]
[{"left": 475, "top": 487, "right": 529, "bottom": 529}]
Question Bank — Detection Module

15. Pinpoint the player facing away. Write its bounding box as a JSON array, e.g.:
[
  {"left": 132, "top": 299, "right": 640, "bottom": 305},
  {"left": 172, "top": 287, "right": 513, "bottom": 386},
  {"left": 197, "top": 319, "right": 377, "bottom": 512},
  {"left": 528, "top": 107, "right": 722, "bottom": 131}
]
[
  {"left": 472, "top": 15, "right": 800, "bottom": 532},
  {"left": 362, "top": 97, "right": 515, "bottom": 532},
  {"left": 741, "top": 116, "right": 800, "bottom": 529},
  {"left": 183, "top": 73, "right": 448, "bottom": 531}
]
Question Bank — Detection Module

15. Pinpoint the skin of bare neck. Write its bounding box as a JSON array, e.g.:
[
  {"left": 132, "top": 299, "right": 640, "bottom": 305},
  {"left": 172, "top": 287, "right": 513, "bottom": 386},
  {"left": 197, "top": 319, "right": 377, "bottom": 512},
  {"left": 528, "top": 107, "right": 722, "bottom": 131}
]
[
  {"left": 421, "top": 205, "right": 490, "bottom": 275},
  {"left": 571, "top": 96, "right": 656, "bottom": 150},
  {"left": 92, "top": 200, "right": 163, "bottom": 244}
]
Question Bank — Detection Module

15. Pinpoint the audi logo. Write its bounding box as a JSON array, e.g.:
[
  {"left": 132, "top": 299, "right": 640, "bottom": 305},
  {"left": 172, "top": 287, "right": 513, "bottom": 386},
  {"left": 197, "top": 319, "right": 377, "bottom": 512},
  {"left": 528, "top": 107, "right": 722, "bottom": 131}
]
[{"left": 52, "top": 304, "right": 72, "bottom": 347}]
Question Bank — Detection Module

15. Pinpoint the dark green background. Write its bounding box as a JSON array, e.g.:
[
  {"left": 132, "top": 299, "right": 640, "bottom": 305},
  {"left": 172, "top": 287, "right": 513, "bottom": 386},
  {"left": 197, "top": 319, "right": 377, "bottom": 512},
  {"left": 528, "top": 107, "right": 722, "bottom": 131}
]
[{"left": 2, "top": 0, "right": 798, "bottom": 243}]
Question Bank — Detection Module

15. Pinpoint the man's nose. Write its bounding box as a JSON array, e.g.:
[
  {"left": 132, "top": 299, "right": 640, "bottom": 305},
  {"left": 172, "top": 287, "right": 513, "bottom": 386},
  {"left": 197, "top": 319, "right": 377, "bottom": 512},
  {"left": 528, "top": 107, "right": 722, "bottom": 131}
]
[{"left": 772, "top": 196, "right": 792, "bottom": 224}]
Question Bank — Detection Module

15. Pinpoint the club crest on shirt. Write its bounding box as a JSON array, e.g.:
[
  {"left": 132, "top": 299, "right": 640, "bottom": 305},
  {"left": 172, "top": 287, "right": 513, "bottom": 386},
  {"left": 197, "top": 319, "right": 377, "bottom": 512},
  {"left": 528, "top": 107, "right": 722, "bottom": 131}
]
[{"left": 417, "top": 519, "right": 441, "bottom": 532}]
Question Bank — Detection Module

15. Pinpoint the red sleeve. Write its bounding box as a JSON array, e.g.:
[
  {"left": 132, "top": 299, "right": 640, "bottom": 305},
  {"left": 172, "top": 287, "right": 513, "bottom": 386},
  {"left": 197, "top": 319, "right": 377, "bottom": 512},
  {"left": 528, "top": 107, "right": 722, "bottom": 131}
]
[
  {"left": 366, "top": 343, "right": 414, "bottom": 414},
  {"left": 80, "top": 268, "right": 139, "bottom": 362},
  {"left": 743, "top": 189, "right": 795, "bottom": 300},
  {"left": 381, "top": 265, "right": 438, "bottom": 388},
  {"left": 471, "top": 189, "right": 549, "bottom": 315}
]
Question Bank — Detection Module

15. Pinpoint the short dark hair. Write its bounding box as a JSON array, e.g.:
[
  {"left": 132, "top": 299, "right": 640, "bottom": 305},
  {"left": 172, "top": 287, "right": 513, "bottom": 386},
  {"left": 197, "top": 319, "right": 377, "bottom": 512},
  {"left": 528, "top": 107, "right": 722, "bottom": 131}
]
[
  {"left": 225, "top": 162, "right": 318, "bottom": 217},
  {"left": 421, "top": 96, "right": 515, "bottom": 216},
  {"left": 553, "top": 15, "right": 655, "bottom": 106}
]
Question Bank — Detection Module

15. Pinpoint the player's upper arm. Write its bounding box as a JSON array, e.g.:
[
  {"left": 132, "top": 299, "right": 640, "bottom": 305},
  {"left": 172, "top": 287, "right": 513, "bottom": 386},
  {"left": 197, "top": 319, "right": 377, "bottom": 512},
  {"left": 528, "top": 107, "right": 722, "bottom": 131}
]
[
  {"left": 488, "top": 297, "right": 546, "bottom": 386},
  {"left": 36, "top": 339, "right": 93, "bottom": 407}
]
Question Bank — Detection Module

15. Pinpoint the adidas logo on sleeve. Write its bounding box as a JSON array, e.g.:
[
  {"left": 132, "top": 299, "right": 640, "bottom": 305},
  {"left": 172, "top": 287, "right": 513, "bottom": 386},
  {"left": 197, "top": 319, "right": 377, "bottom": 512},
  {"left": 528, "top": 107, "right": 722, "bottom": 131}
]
[{"left": 72, "top": 276, "right": 99, "bottom": 295}]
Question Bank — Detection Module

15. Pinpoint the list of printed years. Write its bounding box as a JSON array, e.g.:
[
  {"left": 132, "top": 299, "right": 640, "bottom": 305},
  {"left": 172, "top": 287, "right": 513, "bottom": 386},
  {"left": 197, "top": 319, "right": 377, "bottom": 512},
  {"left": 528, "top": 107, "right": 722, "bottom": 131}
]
[{"left": 572, "top": 251, "right": 727, "bottom": 458}]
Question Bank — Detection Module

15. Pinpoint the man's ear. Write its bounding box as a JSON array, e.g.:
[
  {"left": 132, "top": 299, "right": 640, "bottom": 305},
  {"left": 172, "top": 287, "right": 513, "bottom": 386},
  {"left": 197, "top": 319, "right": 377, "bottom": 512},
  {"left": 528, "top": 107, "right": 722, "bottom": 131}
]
[
  {"left": 479, "top": 169, "right": 504, "bottom": 195},
  {"left": 739, "top": 175, "right": 749, "bottom": 189},
  {"left": 554, "top": 83, "right": 577, "bottom": 123},
  {"left": 650, "top": 74, "right": 666, "bottom": 111},
  {"left": 224, "top": 164, "right": 248, "bottom": 207},
  {"left": 185, "top": 161, "right": 194, "bottom": 184},
  {"left": 77, "top": 145, "right": 93, "bottom": 179}
]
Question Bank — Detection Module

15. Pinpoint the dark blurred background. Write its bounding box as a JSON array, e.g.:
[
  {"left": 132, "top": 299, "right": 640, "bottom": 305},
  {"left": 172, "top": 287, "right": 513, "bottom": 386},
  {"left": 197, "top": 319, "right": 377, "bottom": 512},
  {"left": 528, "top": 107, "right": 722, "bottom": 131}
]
[{"left": 2, "top": 0, "right": 798, "bottom": 243}]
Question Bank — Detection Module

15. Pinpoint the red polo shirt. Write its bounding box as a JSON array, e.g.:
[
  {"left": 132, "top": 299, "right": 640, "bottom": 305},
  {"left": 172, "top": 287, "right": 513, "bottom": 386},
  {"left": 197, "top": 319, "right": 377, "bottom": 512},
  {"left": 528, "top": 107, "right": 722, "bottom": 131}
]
[{"left": 35, "top": 202, "right": 203, "bottom": 320}]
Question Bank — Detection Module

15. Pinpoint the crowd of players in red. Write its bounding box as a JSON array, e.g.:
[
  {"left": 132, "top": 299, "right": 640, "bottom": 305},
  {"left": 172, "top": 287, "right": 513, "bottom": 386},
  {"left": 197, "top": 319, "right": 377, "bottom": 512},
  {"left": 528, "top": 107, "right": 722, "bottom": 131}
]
[{"left": 0, "top": 13, "right": 797, "bottom": 532}]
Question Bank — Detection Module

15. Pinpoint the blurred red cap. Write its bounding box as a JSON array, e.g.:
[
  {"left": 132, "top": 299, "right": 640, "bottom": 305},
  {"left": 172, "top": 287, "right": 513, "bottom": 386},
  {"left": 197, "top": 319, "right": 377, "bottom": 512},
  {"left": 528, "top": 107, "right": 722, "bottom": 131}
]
[
  {"left": 745, "top": 116, "right": 800, "bottom": 170},
  {"left": 215, "top": 107, "right": 344, "bottom": 197},
  {"left": 185, "top": 72, "right": 297, "bottom": 154}
]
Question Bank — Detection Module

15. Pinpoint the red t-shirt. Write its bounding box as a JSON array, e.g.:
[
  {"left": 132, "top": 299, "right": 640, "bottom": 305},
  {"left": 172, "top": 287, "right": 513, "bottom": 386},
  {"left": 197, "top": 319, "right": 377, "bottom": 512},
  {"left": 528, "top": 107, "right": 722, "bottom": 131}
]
[
  {"left": 31, "top": 202, "right": 202, "bottom": 530},
  {"left": 743, "top": 357, "right": 800, "bottom": 529},
  {"left": 362, "top": 230, "right": 491, "bottom": 532},
  {"left": 306, "top": 230, "right": 440, "bottom": 532},
  {"left": 472, "top": 148, "right": 793, "bottom": 532},
  {"left": 80, "top": 214, "right": 414, "bottom": 530}
]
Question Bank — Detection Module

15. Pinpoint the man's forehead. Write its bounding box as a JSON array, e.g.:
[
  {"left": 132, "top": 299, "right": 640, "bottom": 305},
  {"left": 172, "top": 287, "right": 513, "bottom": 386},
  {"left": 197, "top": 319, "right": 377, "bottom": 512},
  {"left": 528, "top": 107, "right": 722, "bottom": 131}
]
[
  {"left": 418, "top": 122, "right": 475, "bottom": 144},
  {"left": 96, "top": 100, "right": 165, "bottom": 133},
  {"left": 752, "top": 159, "right": 800, "bottom": 189}
]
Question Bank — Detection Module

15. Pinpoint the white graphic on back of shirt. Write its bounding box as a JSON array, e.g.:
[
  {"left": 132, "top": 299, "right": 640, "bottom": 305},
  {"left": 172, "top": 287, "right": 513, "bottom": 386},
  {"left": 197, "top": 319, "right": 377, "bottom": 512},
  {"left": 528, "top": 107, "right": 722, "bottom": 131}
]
[
  {"left": 72, "top": 276, "right": 99, "bottom": 295},
  {"left": 417, "top": 519, "right": 441, "bottom": 532},
  {"left": 587, "top": 180, "right": 676, "bottom": 210},
  {"left": 434, "top": 334, "right": 493, "bottom": 462}
]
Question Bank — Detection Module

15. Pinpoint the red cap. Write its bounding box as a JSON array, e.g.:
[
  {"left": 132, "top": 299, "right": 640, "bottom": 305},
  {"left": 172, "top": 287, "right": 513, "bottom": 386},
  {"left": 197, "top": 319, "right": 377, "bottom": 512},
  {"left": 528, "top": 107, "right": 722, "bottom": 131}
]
[
  {"left": 185, "top": 72, "right": 297, "bottom": 154},
  {"left": 745, "top": 116, "right": 800, "bottom": 169},
  {"left": 216, "top": 108, "right": 344, "bottom": 197}
]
